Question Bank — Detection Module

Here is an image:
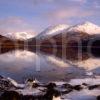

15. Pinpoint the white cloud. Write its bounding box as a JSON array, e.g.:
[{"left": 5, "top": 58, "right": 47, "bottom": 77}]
[
  {"left": 93, "top": 1, "right": 100, "bottom": 8},
  {"left": 46, "top": 8, "right": 94, "bottom": 20},
  {"left": 0, "top": 17, "right": 36, "bottom": 34},
  {"left": 70, "top": 0, "right": 86, "bottom": 3}
]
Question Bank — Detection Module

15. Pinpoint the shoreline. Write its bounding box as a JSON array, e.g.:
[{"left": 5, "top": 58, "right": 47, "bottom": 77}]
[{"left": 0, "top": 75, "right": 100, "bottom": 100}]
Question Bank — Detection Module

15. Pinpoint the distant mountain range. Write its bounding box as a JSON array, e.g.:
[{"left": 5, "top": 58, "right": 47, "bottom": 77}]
[
  {"left": 33, "top": 22, "right": 100, "bottom": 59},
  {"left": 35, "top": 22, "right": 100, "bottom": 41},
  {"left": 0, "top": 34, "right": 24, "bottom": 53},
  {"left": 2, "top": 32, "right": 34, "bottom": 40},
  {"left": 27, "top": 22, "right": 100, "bottom": 46},
  {"left": 0, "top": 21, "right": 100, "bottom": 41},
  {"left": 0, "top": 21, "right": 100, "bottom": 59}
]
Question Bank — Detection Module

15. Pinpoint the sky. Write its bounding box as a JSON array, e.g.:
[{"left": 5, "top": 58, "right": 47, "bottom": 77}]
[{"left": 0, "top": 0, "right": 100, "bottom": 35}]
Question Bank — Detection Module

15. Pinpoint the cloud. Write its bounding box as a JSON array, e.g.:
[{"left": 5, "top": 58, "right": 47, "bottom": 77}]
[
  {"left": 70, "top": 0, "right": 86, "bottom": 2},
  {"left": 93, "top": 0, "right": 100, "bottom": 9},
  {"left": 46, "top": 8, "right": 94, "bottom": 20},
  {"left": 42, "top": 3, "right": 98, "bottom": 25},
  {"left": 0, "top": 0, "right": 99, "bottom": 32},
  {"left": 0, "top": 17, "right": 36, "bottom": 34},
  {"left": 0, "top": 0, "right": 54, "bottom": 7}
]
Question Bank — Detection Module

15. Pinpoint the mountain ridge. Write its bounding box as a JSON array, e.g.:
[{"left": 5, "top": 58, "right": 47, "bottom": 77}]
[
  {"left": 36, "top": 22, "right": 100, "bottom": 40},
  {"left": 1, "top": 22, "right": 100, "bottom": 41}
]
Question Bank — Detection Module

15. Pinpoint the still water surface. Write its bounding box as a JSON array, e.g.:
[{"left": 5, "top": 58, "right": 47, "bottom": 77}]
[{"left": 0, "top": 50, "right": 99, "bottom": 83}]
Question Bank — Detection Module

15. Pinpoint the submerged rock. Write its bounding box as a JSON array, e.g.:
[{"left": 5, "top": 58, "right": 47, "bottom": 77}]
[
  {"left": 88, "top": 85, "right": 100, "bottom": 90},
  {"left": 73, "top": 85, "right": 83, "bottom": 91},
  {"left": 97, "top": 95, "right": 100, "bottom": 100}
]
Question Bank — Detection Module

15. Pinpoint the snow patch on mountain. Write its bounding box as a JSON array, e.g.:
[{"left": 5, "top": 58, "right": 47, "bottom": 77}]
[
  {"left": 1, "top": 22, "right": 100, "bottom": 40},
  {"left": 3, "top": 32, "right": 35, "bottom": 40},
  {"left": 68, "top": 22, "right": 100, "bottom": 34},
  {"left": 37, "top": 24, "right": 70, "bottom": 39},
  {"left": 37, "top": 22, "right": 100, "bottom": 40}
]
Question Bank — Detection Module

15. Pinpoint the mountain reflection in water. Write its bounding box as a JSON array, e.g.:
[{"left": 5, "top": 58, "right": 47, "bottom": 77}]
[{"left": 0, "top": 48, "right": 99, "bottom": 83}]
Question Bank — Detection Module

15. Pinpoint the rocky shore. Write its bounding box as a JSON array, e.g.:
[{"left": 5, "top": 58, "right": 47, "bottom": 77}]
[{"left": 0, "top": 75, "right": 100, "bottom": 100}]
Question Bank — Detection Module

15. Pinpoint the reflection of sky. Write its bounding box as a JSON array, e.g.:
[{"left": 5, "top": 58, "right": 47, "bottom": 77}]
[
  {"left": 0, "top": 50, "right": 38, "bottom": 72},
  {"left": 0, "top": 50, "right": 37, "bottom": 62},
  {"left": 0, "top": 50, "right": 66, "bottom": 72},
  {"left": 0, "top": 0, "right": 100, "bottom": 34},
  {"left": 0, "top": 50, "right": 100, "bottom": 72},
  {"left": 0, "top": 51, "right": 65, "bottom": 72},
  {"left": 0, "top": 50, "right": 99, "bottom": 82},
  {"left": 0, "top": 50, "right": 72, "bottom": 82}
]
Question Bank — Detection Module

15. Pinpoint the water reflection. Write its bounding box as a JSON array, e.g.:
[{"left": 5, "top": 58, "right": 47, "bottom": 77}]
[{"left": 0, "top": 49, "right": 99, "bottom": 83}]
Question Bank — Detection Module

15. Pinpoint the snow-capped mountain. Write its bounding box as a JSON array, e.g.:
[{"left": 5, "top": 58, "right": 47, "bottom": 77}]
[
  {"left": 36, "top": 22, "right": 100, "bottom": 40},
  {"left": 68, "top": 22, "right": 100, "bottom": 34},
  {"left": 36, "top": 24, "right": 70, "bottom": 40},
  {"left": 3, "top": 32, "right": 35, "bottom": 40},
  {"left": 1, "top": 22, "right": 100, "bottom": 41}
]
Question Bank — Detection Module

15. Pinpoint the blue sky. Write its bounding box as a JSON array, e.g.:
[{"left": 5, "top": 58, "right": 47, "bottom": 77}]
[{"left": 0, "top": 0, "right": 100, "bottom": 34}]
